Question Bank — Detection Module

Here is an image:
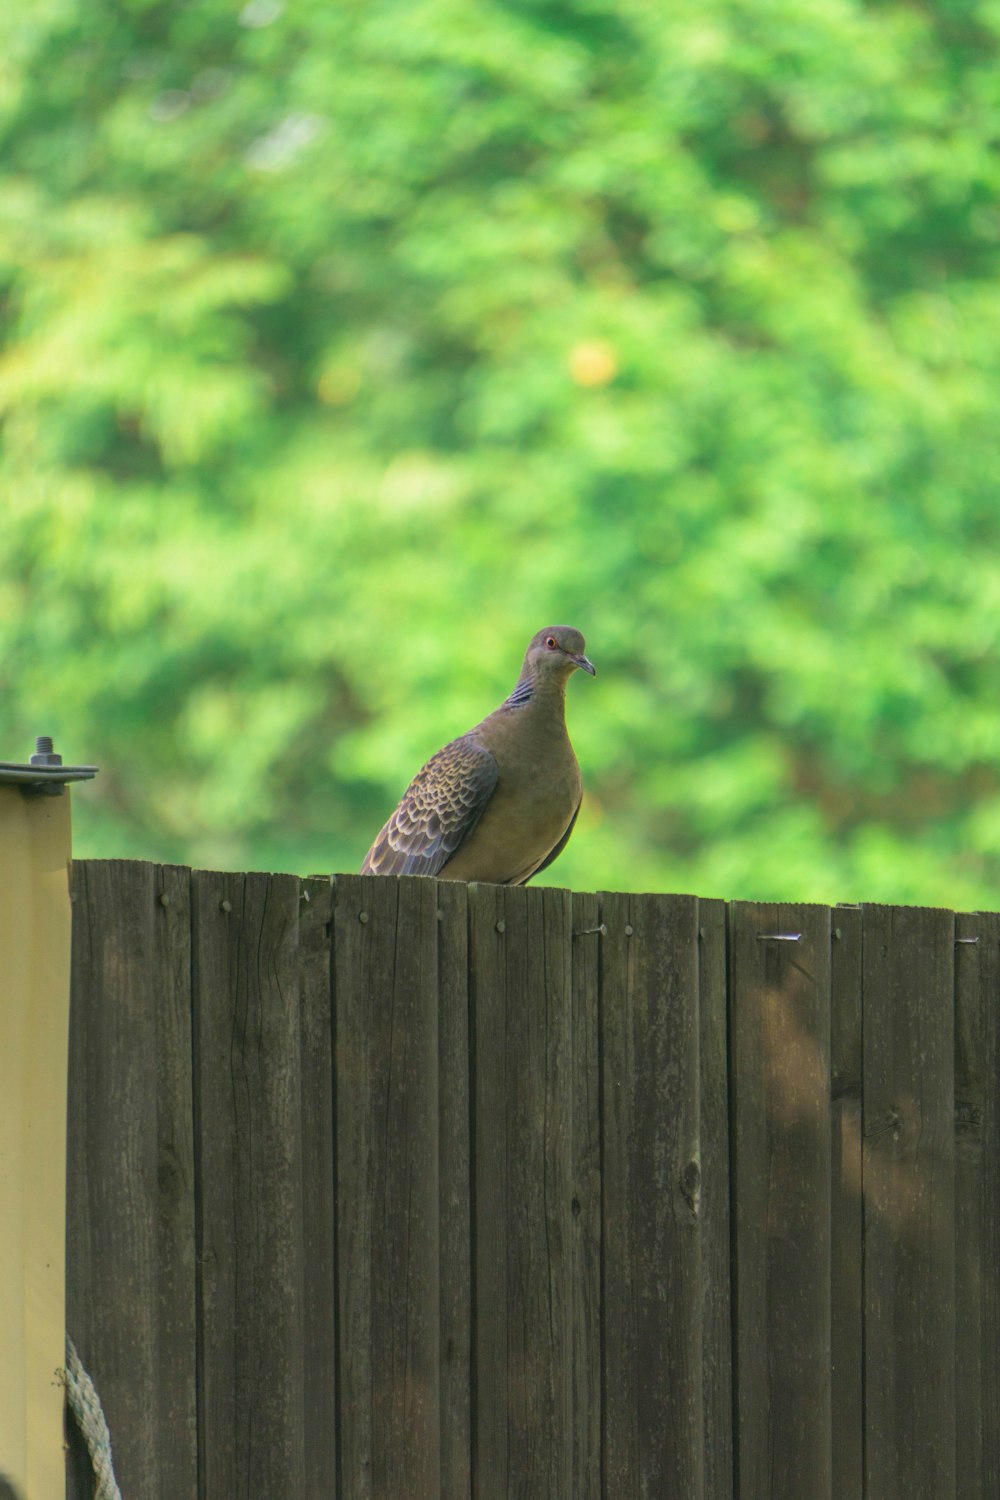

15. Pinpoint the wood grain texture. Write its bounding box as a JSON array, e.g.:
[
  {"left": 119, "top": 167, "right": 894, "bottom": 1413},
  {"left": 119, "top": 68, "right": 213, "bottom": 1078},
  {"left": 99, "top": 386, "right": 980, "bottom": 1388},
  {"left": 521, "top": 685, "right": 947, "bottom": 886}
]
[
  {"left": 192, "top": 870, "right": 306, "bottom": 1499},
  {"left": 334, "top": 874, "right": 441, "bottom": 1500},
  {"left": 298, "top": 876, "right": 336, "bottom": 1493},
  {"left": 729, "top": 902, "right": 832, "bottom": 1500},
  {"left": 67, "top": 860, "right": 197, "bottom": 1500},
  {"left": 830, "top": 906, "right": 863, "bottom": 1500},
  {"left": 570, "top": 890, "right": 602, "bottom": 1500},
  {"left": 697, "top": 897, "right": 733, "bottom": 1500},
  {"left": 436, "top": 879, "right": 472, "bottom": 1500},
  {"left": 65, "top": 864, "right": 998, "bottom": 1499},
  {"left": 470, "top": 882, "right": 574, "bottom": 1499},
  {"left": 601, "top": 891, "right": 704, "bottom": 1498},
  {"left": 954, "top": 909, "right": 1000, "bottom": 1500},
  {"left": 862, "top": 904, "right": 956, "bottom": 1500}
]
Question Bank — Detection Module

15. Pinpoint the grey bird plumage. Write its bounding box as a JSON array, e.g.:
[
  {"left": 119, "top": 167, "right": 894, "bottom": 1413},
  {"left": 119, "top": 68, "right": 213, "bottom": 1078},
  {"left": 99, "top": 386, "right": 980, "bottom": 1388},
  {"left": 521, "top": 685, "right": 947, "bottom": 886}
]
[{"left": 360, "top": 626, "right": 595, "bottom": 884}]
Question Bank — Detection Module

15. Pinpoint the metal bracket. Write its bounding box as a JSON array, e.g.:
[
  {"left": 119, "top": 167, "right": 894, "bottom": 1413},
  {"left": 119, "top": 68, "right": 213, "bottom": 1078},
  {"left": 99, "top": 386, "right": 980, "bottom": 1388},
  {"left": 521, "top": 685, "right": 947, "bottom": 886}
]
[{"left": 0, "top": 738, "right": 99, "bottom": 797}]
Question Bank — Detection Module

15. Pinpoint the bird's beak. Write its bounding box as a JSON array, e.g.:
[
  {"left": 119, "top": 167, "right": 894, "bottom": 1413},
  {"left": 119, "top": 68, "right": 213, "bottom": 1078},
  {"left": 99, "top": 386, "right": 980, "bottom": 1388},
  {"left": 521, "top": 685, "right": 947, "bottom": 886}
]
[{"left": 572, "top": 653, "right": 597, "bottom": 676}]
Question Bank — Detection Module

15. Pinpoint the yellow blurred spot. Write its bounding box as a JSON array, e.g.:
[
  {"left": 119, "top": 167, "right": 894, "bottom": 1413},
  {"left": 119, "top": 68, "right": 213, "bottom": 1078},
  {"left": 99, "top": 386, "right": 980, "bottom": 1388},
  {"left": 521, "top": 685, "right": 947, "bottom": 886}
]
[
  {"left": 581, "top": 794, "right": 603, "bottom": 827},
  {"left": 714, "top": 195, "right": 760, "bottom": 235},
  {"left": 317, "top": 362, "right": 361, "bottom": 406},
  {"left": 569, "top": 340, "right": 617, "bottom": 388}
]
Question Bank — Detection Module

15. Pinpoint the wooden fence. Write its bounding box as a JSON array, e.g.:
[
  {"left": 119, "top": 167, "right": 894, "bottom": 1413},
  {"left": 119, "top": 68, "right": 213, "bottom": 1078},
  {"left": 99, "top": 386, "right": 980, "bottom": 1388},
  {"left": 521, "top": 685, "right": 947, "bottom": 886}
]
[{"left": 64, "top": 861, "right": 1000, "bottom": 1499}]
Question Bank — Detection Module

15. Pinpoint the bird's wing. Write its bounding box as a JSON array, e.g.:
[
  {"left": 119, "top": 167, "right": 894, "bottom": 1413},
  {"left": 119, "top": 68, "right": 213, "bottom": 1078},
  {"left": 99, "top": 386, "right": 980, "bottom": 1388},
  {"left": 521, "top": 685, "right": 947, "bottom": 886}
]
[
  {"left": 360, "top": 735, "right": 499, "bottom": 877},
  {"left": 519, "top": 798, "right": 581, "bottom": 885}
]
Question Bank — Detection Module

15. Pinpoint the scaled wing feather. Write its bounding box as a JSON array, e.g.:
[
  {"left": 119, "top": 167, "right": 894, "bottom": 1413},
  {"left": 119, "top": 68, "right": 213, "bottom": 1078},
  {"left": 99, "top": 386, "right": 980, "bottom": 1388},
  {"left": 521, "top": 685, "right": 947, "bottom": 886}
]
[{"left": 360, "top": 735, "right": 498, "bottom": 877}]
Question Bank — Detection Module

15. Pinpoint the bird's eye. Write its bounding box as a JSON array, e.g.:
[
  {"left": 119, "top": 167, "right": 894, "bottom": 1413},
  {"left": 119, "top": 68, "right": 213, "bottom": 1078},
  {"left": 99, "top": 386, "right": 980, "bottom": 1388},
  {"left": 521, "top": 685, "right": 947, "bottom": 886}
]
[{"left": 546, "top": 636, "right": 558, "bottom": 650}]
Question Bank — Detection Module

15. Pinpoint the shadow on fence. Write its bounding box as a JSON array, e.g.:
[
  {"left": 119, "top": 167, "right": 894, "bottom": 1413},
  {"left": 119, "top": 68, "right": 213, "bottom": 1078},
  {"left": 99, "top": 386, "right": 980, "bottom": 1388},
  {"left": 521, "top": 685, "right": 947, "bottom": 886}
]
[{"left": 65, "top": 861, "right": 1000, "bottom": 1499}]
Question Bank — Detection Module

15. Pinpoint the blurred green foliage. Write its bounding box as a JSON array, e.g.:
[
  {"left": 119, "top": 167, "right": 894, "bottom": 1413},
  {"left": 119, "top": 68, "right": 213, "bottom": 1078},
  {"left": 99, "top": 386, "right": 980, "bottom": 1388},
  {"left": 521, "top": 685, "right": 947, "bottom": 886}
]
[{"left": 3, "top": 0, "right": 1000, "bottom": 904}]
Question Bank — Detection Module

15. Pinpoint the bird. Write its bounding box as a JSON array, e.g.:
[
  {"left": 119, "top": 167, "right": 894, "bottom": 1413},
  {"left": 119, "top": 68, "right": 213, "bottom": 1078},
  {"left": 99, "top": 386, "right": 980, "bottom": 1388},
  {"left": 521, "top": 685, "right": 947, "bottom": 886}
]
[{"left": 360, "top": 625, "right": 596, "bottom": 884}]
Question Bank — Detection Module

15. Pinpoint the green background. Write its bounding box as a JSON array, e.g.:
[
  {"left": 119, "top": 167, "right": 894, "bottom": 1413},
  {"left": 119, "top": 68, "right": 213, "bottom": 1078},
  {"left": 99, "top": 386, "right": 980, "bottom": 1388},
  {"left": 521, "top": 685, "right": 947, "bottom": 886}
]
[{"left": 4, "top": 0, "right": 1000, "bottom": 905}]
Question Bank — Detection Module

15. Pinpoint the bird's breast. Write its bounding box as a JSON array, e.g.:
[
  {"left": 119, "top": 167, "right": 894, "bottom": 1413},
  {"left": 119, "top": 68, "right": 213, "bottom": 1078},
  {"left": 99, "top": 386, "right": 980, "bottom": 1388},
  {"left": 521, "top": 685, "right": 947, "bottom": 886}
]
[{"left": 438, "top": 738, "right": 581, "bottom": 885}]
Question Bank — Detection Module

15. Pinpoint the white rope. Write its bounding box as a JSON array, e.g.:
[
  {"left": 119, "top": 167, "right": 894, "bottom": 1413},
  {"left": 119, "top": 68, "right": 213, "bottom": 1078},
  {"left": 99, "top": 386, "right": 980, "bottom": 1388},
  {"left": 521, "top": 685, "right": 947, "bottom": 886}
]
[{"left": 62, "top": 1339, "right": 124, "bottom": 1500}]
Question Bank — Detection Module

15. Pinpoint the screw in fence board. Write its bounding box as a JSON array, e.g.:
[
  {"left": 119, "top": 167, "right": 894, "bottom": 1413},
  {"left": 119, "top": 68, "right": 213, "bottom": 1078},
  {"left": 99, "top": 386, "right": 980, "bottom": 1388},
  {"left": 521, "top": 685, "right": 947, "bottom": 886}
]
[
  {"left": 729, "top": 901, "right": 833, "bottom": 1500},
  {"left": 334, "top": 874, "right": 442, "bottom": 1499},
  {"left": 470, "top": 881, "right": 574, "bottom": 1499},
  {"left": 67, "top": 861, "right": 197, "bottom": 1500},
  {"left": 829, "top": 905, "right": 863, "bottom": 1500},
  {"left": 600, "top": 891, "right": 704, "bottom": 1498},
  {"left": 953, "top": 909, "right": 1000, "bottom": 1499},
  {"left": 192, "top": 871, "right": 308, "bottom": 1499},
  {"left": 862, "top": 904, "right": 956, "bottom": 1500}
]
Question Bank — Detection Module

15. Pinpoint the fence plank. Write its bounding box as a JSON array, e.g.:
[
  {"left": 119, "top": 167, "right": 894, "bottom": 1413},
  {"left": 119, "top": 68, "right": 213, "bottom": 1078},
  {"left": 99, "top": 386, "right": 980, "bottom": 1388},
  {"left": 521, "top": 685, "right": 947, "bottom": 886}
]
[
  {"left": 862, "top": 904, "right": 956, "bottom": 1500},
  {"left": 830, "top": 906, "right": 863, "bottom": 1500},
  {"left": 570, "top": 891, "right": 602, "bottom": 1500},
  {"left": 954, "top": 910, "right": 1000, "bottom": 1500},
  {"left": 334, "top": 874, "right": 441, "bottom": 1499},
  {"left": 436, "top": 879, "right": 472, "bottom": 1500},
  {"left": 192, "top": 870, "right": 306, "bottom": 1498},
  {"left": 299, "top": 877, "right": 337, "bottom": 1493},
  {"left": 730, "top": 901, "right": 832, "bottom": 1500},
  {"left": 697, "top": 896, "right": 733, "bottom": 1500},
  {"left": 601, "top": 891, "right": 704, "bottom": 1497},
  {"left": 470, "top": 882, "right": 574, "bottom": 1499},
  {"left": 67, "top": 860, "right": 197, "bottom": 1500}
]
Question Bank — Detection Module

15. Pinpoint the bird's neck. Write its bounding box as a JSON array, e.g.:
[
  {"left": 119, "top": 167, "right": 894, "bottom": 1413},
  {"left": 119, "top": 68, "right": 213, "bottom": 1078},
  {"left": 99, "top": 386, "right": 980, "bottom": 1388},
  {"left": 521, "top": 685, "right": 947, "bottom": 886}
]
[{"left": 504, "top": 670, "right": 568, "bottom": 715}]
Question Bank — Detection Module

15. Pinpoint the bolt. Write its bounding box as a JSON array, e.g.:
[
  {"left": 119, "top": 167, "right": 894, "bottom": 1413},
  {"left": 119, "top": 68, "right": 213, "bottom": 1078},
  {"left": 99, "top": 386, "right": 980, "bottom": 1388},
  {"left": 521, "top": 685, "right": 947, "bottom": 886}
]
[
  {"left": 496, "top": 920, "right": 506, "bottom": 934},
  {"left": 30, "top": 735, "right": 63, "bottom": 767},
  {"left": 624, "top": 924, "right": 633, "bottom": 937},
  {"left": 359, "top": 911, "right": 369, "bottom": 924}
]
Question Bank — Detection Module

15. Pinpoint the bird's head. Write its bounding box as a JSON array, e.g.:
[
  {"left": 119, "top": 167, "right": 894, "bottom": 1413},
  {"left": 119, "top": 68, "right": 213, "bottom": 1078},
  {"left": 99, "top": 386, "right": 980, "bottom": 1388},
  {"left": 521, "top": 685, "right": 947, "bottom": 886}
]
[{"left": 523, "top": 626, "right": 596, "bottom": 683}]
